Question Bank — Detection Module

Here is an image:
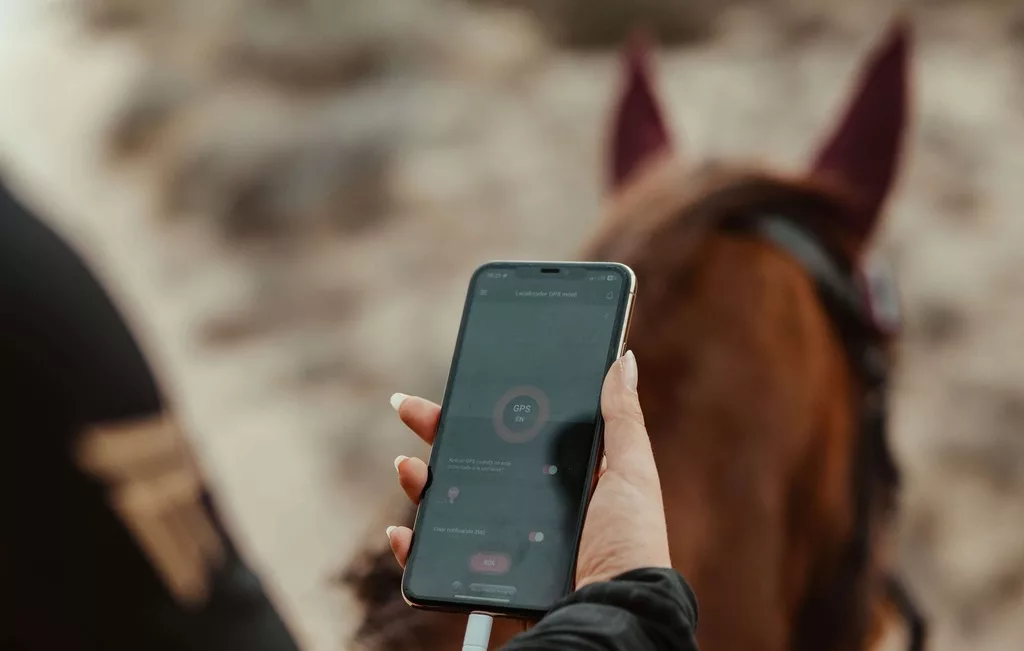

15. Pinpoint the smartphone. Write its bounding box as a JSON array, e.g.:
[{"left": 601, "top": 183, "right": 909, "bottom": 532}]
[{"left": 401, "top": 261, "right": 636, "bottom": 618}]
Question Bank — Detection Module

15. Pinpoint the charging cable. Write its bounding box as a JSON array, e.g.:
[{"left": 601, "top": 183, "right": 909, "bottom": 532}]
[{"left": 462, "top": 612, "right": 494, "bottom": 651}]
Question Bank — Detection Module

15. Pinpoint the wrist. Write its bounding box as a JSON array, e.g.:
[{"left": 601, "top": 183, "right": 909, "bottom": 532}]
[{"left": 576, "top": 562, "right": 673, "bottom": 590}]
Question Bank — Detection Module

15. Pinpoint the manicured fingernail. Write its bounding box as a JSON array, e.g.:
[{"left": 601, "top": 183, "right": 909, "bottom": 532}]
[
  {"left": 386, "top": 526, "right": 396, "bottom": 540},
  {"left": 621, "top": 350, "right": 638, "bottom": 391},
  {"left": 390, "top": 393, "right": 408, "bottom": 411},
  {"left": 394, "top": 455, "right": 409, "bottom": 472}
]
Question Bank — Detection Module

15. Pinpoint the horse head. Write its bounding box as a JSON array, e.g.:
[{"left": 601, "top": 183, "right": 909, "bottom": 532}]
[
  {"left": 342, "top": 21, "right": 922, "bottom": 651},
  {"left": 584, "top": 21, "right": 918, "bottom": 651}
]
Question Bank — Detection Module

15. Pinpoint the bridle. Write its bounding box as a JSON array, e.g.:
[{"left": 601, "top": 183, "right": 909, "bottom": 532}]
[{"left": 722, "top": 214, "right": 927, "bottom": 651}]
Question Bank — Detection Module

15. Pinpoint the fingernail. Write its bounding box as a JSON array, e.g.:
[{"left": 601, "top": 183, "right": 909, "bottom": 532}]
[
  {"left": 621, "top": 350, "right": 638, "bottom": 391},
  {"left": 386, "top": 526, "right": 396, "bottom": 540},
  {"left": 390, "top": 393, "right": 408, "bottom": 411},
  {"left": 394, "top": 455, "right": 409, "bottom": 472}
]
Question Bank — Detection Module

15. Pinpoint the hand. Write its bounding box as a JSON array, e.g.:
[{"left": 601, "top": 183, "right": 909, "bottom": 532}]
[{"left": 385, "top": 350, "right": 672, "bottom": 589}]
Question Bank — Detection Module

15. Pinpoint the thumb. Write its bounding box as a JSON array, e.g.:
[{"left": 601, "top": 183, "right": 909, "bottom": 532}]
[{"left": 600, "top": 351, "right": 657, "bottom": 476}]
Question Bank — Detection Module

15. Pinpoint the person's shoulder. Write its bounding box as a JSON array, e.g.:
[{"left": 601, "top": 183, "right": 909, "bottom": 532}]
[{"left": 0, "top": 176, "right": 163, "bottom": 419}]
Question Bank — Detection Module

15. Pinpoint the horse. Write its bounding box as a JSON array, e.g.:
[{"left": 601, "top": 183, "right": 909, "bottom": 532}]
[{"left": 342, "top": 22, "right": 926, "bottom": 651}]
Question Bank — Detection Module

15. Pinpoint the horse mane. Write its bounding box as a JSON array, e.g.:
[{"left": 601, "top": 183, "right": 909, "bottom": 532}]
[
  {"left": 339, "top": 530, "right": 436, "bottom": 651},
  {"left": 589, "top": 161, "right": 865, "bottom": 284}
]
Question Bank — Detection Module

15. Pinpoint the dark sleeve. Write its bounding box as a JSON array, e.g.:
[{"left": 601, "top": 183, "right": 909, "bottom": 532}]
[
  {"left": 0, "top": 178, "right": 300, "bottom": 651},
  {"left": 502, "top": 568, "right": 699, "bottom": 651},
  {"left": 0, "top": 179, "right": 163, "bottom": 424}
]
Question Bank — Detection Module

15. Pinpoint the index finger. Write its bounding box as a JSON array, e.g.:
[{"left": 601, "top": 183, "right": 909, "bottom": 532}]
[{"left": 390, "top": 393, "right": 441, "bottom": 445}]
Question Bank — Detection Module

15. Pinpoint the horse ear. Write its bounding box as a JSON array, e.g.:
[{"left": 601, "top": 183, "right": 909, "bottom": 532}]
[
  {"left": 811, "top": 20, "right": 911, "bottom": 240},
  {"left": 608, "top": 33, "right": 674, "bottom": 192}
]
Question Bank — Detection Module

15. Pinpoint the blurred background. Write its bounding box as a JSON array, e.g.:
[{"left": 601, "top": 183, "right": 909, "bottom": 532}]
[{"left": 1, "top": 0, "right": 1023, "bottom": 650}]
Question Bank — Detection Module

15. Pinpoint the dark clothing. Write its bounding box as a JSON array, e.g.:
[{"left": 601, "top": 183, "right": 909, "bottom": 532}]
[
  {"left": 1, "top": 178, "right": 299, "bottom": 651},
  {"left": 505, "top": 568, "right": 700, "bottom": 651}
]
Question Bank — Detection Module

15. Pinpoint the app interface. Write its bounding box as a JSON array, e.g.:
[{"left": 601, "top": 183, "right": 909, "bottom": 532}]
[{"left": 404, "top": 267, "right": 627, "bottom": 610}]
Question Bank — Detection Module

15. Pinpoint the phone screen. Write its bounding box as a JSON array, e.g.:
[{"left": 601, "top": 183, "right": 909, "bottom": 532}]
[{"left": 403, "top": 262, "right": 633, "bottom": 614}]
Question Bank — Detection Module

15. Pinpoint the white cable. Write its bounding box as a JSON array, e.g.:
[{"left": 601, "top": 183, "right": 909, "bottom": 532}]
[{"left": 462, "top": 612, "right": 494, "bottom": 651}]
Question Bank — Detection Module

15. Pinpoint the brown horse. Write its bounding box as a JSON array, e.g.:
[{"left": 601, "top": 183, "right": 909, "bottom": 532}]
[{"left": 343, "top": 22, "right": 924, "bottom": 651}]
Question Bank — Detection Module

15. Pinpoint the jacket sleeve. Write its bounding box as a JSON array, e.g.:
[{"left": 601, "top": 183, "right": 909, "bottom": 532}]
[{"left": 501, "top": 568, "right": 699, "bottom": 651}]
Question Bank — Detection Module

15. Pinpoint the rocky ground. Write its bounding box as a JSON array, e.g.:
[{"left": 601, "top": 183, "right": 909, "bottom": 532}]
[{"left": 1, "top": 1, "right": 1023, "bottom": 650}]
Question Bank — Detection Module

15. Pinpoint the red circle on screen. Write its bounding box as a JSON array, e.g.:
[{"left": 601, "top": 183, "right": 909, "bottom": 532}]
[{"left": 492, "top": 386, "right": 551, "bottom": 444}]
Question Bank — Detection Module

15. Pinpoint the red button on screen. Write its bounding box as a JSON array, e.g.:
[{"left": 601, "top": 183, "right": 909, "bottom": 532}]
[{"left": 469, "top": 552, "right": 511, "bottom": 575}]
